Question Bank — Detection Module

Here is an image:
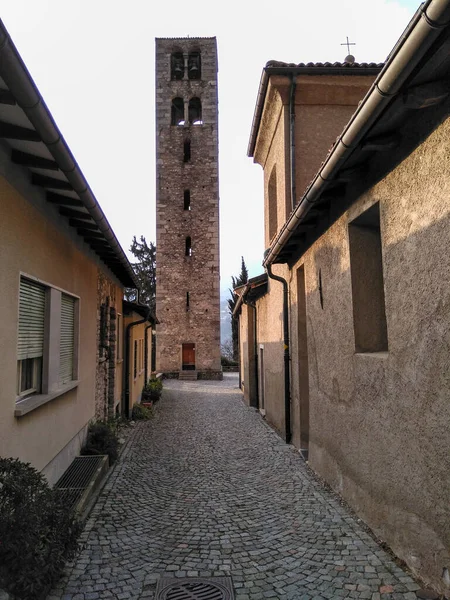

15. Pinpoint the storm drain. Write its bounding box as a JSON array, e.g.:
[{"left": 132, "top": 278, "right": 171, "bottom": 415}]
[
  {"left": 155, "top": 577, "right": 234, "bottom": 600},
  {"left": 54, "top": 455, "right": 109, "bottom": 514}
]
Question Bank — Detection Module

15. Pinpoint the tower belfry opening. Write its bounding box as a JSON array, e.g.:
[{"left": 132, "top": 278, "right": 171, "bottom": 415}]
[{"left": 155, "top": 37, "right": 222, "bottom": 380}]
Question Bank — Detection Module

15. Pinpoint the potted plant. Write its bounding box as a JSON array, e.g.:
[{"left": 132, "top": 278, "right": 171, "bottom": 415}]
[{"left": 142, "top": 377, "right": 163, "bottom": 404}]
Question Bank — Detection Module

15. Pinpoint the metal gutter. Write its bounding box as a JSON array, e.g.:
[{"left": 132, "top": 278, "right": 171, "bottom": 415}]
[
  {"left": 263, "top": 0, "right": 450, "bottom": 267},
  {"left": 0, "top": 19, "right": 137, "bottom": 288}
]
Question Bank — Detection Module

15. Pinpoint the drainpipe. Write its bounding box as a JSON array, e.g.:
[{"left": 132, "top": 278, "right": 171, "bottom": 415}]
[
  {"left": 289, "top": 75, "right": 297, "bottom": 212},
  {"left": 266, "top": 263, "right": 291, "bottom": 443},
  {"left": 124, "top": 292, "right": 150, "bottom": 418}
]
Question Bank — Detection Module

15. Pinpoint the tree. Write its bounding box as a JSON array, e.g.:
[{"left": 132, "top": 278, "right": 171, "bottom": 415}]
[
  {"left": 227, "top": 257, "right": 248, "bottom": 361},
  {"left": 125, "top": 236, "right": 156, "bottom": 312}
]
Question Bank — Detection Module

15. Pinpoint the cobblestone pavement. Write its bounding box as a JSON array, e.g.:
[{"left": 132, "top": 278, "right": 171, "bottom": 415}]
[{"left": 53, "top": 374, "right": 421, "bottom": 600}]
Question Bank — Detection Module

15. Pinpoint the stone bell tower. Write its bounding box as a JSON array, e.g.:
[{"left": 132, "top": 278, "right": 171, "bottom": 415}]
[{"left": 155, "top": 37, "right": 222, "bottom": 379}]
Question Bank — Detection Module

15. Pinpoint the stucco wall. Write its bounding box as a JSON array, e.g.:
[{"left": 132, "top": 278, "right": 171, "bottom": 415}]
[
  {"left": 298, "top": 117, "right": 450, "bottom": 592},
  {"left": 0, "top": 175, "right": 116, "bottom": 483},
  {"left": 249, "top": 70, "right": 450, "bottom": 592},
  {"left": 255, "top": 271, "right": 285, "bottom": 435},
  {"left": 250, "top": 116, "right": 450, "bottom": 591},
  {"left": 125, "top": 317, "right": 152, "bottom": 411}
]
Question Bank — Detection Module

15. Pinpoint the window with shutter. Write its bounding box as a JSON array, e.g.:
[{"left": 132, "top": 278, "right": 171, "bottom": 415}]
[
  {"left": 60, "top": 294, "right": 75, "bottom": 385},
  {"left": 17, "top": 278, "right": 46, "bottom": 397}
]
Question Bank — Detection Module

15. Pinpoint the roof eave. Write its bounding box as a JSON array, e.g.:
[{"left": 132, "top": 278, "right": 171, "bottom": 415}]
[{"left": 0, "top": 19, "right": 138, "bottom": 289}]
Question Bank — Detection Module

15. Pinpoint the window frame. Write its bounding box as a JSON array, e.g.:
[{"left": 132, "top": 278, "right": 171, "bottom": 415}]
[{"left": 15, "top": 273, "right": 80, "bottom": 412}]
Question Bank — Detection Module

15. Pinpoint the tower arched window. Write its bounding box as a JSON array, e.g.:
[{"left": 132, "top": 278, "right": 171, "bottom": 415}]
[
  {"left": 184, "top": 190, "right": 191, "bottom": 211},
  {"left": 171, "top": 97, "right": 185, "bottom": 126},
  {"left": 171, "top": 52, "right": 184, "bottom": 80},
  {"left": 188, "top": 98, "right": 202, "bottom": 125},
  {"left": 185, "top": 236, "right": 192, "bottom": 256},
  {"left": 188, "top": 52, "right": 201, "bottom": 80}
]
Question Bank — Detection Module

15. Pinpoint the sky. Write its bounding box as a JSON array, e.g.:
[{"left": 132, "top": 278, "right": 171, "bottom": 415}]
[{"left": 2, "top": 0, "right": 418, "bottom": 292}]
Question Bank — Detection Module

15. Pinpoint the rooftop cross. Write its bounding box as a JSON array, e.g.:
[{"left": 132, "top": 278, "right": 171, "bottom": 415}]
[{"left": 341, "top": 36, "right": 356, "bottom": 56}]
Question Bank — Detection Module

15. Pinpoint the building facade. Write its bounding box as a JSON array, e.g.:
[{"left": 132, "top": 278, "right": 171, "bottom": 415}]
[
  {"left": 155, "top": 37, "right": 221, "bottom": 379},
  {"left": 236, "top": 2, "right": 450, "bottom": 593},
  {"left": 0, "top": 20, "right": 155, "bottom": 485}
]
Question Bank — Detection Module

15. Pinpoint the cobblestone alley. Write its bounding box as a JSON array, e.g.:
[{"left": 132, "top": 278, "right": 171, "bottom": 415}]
[{"left": 53, "top": 374, "right": 422, "bottom": 600}]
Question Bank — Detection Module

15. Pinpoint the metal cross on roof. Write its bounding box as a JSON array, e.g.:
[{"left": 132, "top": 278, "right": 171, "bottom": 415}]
[{"left": 341, "top": 36, "right": 356, "bottom": 55}]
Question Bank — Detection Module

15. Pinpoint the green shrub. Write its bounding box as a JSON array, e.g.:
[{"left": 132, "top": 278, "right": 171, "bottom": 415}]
[
  {"left": 81, "top": 421, "right": 119, "bottom": 464},
  {"left": 0, "top": 457, "right": 82, "bottom": 600},
  {"left": 132, "top": 403, "right": 153, "bottom": 420},
  {"left": 142, "top": 377, "right": 163, "bottom": 402},
  {"left": 221, "top": 355, "right": 238, "bottom": 367}
]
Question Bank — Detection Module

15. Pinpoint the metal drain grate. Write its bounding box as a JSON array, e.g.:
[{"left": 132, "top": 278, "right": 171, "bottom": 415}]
[
  {"left": 54, "top": 455, "right": 108, "bottom": 511},
  {"left": 156, "top": 577, "right": 234, "bottom": 600}
]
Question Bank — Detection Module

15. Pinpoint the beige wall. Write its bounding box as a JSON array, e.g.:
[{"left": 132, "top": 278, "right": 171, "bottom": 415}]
[
  {"left": 0, "top": 175, "right": 124, "bottom": 484},
  {"left": 125, "top": 317, "right": 152, "bottom": 411},
  {"left": 248, "top": 115, "right": 450, "bottom": 592}
]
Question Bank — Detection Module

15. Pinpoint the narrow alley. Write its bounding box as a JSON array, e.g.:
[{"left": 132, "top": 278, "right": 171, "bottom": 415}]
[{"left": 53, "top": 375, "right": 421, "bottom": 600}]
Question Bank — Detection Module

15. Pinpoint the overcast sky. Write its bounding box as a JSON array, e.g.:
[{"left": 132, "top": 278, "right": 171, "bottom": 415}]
[{"left": 3, "top": 0, "right": 418, "bottom": 291}]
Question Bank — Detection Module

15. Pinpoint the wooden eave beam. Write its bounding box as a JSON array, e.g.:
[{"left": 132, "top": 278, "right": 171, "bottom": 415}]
[
  {"left": 32, "top": 173, "right": 73, "bottom": 190},
  {"left": 12, "top": 149, "right": 59, "bottom": 170},
  {"left": 0, "top": 90, "right": 16, "bottom": 105},
  {"left": 0, "top": 121, "right": 41, "bottom": 141},
  {"left": 403, "top": 80, "right": 450, "bottom": 109},
  {"left": 361, "top": 133, "right": 401, "bottom": 152},
  {"left": 46, "top": 192, "right": 83, "bottom": 207},
  {"left": 59, "top": 207, "right": 93, "bottom": 220},
  {"left": 69, "top": 218, "right": 99, "bottom": 230},
  {"left": 78, "top": 229, "right": 104, "bottom": 239}
]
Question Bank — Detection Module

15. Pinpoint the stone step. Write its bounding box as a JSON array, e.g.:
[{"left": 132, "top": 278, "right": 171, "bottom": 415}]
[{"left": 179, "top": 371, "right": 198, "bottom": 381}]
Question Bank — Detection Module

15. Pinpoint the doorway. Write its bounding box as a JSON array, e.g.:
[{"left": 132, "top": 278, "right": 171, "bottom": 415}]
[
  {"left": 259, "top": 345, "right": 265, "bottom": 414},
  {"left": 182, "top": 343, "right": 196, "bottom": 370},
  {"left": 297, "top": 266, "right": 310, "bottom": 459}
]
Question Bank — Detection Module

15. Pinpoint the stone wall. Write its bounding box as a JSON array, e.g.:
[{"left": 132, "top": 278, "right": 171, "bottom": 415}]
[
  {"left": 95, "top": 270, "right": 120, "bottom": 420},
  {"left": 155, "top": 37, "right": 221, "bottom": 378}
]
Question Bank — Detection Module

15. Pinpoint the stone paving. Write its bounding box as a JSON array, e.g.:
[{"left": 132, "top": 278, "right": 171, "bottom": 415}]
[{"left": 52, "top": 374, "right": 421, "bottom": 600}]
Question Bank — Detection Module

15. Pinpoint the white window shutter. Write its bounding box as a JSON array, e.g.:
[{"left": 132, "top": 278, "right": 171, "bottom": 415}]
[
  {"left": 17, "top": 279, "right": 46, "bottom": 360},
  {"left": 60, "top": 294, "right": 75, "bottom": 384}
]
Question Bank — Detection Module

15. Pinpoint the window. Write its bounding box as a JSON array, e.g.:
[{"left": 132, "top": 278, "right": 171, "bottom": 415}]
[
  {"left": 171, "top": 52, "right": 184, "bottom": 80},
  {"left": 185, "top": 236, "right": 192, "bottom": 257},
  {"left": 133, "top": 340, "right": 138, "bottom": 379},
  {"left": 139, "top": 338, "right": 144, "bottom": 373},
  {"left": 60, "top": 294, "right": 75, "bottom": 385},
  {"left": 183, "top": 139, "right": 191, "bottom": 162},
  {"left": 17, "top": 278, "right": 45, "bottom": 397},
  {"left": 184, "top": 190, "right": 191, "bottom": 211},
  {"left": 348, "top": 203, "right": 388, "bottom": 353},
  {"left": 16, "top": 276, "right": 79, "bottom": 404},
  {"left": 188, "top": 98, "right": 202, "bottom": 125},
  {"left": 268, "top": 166, "right": 277, "bottom": 241},
  {"left": 171, "top": 97, "right": 185, "bottom": 126},
  {"left": 116, "top": 314, "right": 122, "bottom": 361},
  {"left": 188, "top": 52, "right": 201, "bottom": 79},
  {"left": 186, "top": 291, "right": 190, "bottom": 311}
]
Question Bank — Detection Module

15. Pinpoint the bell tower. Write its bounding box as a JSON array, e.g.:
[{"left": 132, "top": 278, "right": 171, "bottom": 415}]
[{"left": 155, "top": 37, "right": 222, "bottom": 379}]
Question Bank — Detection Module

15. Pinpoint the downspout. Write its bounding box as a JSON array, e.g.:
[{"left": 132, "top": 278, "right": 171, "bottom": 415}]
[
  {"left": 124, "top": 293, "right": 151, "bottom": 418},
  {"left": 289, "top": 75, "right": 297, "bottom": 212},
  {"left": 266, "top": 263, "right": 291, "bottom": 443}
]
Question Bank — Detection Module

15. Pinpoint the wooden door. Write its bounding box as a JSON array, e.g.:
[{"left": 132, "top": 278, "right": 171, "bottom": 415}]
[{"left": 182, "top": 343, "right": 195, "bottom": 370}]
